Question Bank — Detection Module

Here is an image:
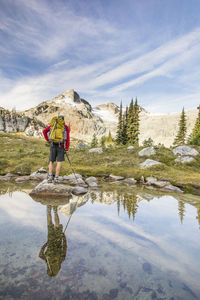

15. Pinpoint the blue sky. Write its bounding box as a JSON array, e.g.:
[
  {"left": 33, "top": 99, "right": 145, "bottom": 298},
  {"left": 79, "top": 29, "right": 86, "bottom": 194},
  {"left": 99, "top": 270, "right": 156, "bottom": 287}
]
[{"left": 1, "top": 0, "right": 200, "bottom": 113}]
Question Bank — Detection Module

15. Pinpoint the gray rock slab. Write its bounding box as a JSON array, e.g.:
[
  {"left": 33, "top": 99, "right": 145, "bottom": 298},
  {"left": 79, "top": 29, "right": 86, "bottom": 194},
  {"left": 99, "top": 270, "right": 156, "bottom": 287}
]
[
  {"left": 15, "top": 176, "right": 30, "bottom": 182},
  {"left": 75, "top": 142, "right": 90, "bottom": 149},
  {"left": 72, "top": 186, "right": 88, "bottom": 195},
  {"left": 0, "top": 176, "right": 11, "bottom": 182},
  {"left": 175, "top": 156, "right": 196, "bottom": 163},
  {"left": 140, "top": 159, "right": 162, "bottom": 168},
  {"left": 173, "top": 145, "right": 199, "bottom": 156},
  {"left": 63, "top": 174, "right": 82, "bottom": 181},
  {"left": 139, "top": 147, "right": 156, "bottom": 157},
  {"left": 30, "top": 172, "right": 47, "bottom": 180},
  {"left": 109, "top": 174, "right": 124, "bottom": 181},
  {"left": 89, "top": 147, "right": 103, "bottom": 153},
  {"left": 87, "top": 181, "right": 100, "bottom": 188},
  {"left": 146, "top": 176, "right": 169, "bottom": 188},
  {"left": 30, "top": 180, "right": 73, "bottom": 197},
  {"left": 122, "top": 178, "right": 137, "bottom": 185}
]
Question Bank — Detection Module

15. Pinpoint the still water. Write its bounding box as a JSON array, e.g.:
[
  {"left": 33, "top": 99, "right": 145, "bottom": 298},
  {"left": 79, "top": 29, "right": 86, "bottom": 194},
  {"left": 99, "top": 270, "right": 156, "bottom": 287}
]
[{"left": 0, "top": 184, "right": 200, "bottom": 300}]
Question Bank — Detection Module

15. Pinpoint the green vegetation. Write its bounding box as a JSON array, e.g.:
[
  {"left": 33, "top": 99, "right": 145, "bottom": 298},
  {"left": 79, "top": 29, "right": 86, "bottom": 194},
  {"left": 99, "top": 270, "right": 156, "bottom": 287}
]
[
  {"left": 1, "top": 133, "right": 200, "bottom": 193},
  {"left": 173, "top": 107, "right": 187, "bottom": 146},
  {"left": 188, "top": 105, "right": 200, "bottom": 145},
  {"left": 116, "top": 98, "right": 140, "bottom": 146}
]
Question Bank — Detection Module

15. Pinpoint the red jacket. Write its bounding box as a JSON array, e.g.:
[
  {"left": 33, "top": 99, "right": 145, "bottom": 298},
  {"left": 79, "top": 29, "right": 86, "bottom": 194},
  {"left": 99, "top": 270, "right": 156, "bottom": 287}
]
[{"left": 43, "top": 125, "right": 70, "bottom": 150}]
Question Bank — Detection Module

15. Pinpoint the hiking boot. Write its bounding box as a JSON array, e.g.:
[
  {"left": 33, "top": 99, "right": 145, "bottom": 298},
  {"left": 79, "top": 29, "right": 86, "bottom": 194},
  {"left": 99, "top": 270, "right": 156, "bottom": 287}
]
[
  {"left": 54, "top": 175, "right": 60, "bottom": 183},
  {"left": 47, "top": 173, "right": 53, "bottom": 183}
]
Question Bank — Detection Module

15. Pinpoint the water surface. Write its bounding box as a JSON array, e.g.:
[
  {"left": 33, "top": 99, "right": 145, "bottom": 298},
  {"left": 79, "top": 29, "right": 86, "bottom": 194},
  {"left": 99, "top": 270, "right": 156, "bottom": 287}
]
[{"left": 0, "top": 184, "right": 200, "bottom": 299}]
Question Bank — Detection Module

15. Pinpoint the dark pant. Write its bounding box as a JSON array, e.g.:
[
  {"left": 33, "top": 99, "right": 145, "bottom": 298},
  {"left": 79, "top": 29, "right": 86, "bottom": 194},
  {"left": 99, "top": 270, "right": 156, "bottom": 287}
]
[{"left": 49, "top": 143, "right": 65, "bottom": 162}]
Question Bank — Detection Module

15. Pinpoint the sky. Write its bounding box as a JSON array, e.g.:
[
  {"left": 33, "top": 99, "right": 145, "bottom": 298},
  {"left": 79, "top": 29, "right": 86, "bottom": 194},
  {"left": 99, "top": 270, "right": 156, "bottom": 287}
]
[{"left": 1, "top": 0, "right": 200, "bottom": 113}]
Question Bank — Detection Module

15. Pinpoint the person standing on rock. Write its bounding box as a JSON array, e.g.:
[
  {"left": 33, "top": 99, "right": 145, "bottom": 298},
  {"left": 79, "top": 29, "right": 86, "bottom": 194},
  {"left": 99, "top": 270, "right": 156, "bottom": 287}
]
[{"left": 43, "top": 115, "right": 70, "bottom": 183}]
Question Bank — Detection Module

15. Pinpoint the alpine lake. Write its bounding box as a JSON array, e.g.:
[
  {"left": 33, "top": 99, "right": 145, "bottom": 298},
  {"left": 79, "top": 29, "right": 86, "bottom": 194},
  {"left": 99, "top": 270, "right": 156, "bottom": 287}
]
[{"left": 0, "top": 180, "right": 200, "bottom": 300}]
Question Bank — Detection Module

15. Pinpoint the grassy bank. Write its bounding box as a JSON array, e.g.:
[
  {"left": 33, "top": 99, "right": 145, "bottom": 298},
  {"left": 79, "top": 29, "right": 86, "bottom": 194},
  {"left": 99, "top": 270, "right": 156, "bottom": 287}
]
[{"left": 1, "top": 133, "right": 200, "bottom": 193}]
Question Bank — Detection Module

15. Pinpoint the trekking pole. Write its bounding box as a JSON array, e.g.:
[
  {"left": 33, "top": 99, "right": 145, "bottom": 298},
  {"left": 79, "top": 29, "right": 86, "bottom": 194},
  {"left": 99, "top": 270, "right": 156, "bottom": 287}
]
[
  {"left": 63, "top": 197, "right": 82, "bottom": 233},
  {"left": 65, "top": 151, "right": 79, "bottom": 184}
]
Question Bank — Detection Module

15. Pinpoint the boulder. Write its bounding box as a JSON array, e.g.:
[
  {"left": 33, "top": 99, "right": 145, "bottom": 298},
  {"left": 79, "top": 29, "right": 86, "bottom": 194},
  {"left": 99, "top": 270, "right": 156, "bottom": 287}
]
[
  {"left": 160, "top": 184, "right": 183, "bottom": 193},
  {"left": 140, "top": 159, "right": 162, "bottom": 168},
  {"left": 0, "top": 175, "right": 11, "bottom": 182},
  {"left": 85, "top": 176, "right": 97, "bottom": 184},
  {"left": 139, "top": 147, "right": 156, "bottom": 157},
  {"left": 172, "top": 145, "right": 199, "bottom": 156},
  {"left": 72, "top": 186, "right": 88, "bottom": 195},
  {"left": 122, "top": 178, "right": 137, "bottom": 185},
  {"left": 145, "top": 176, "right": 183, "bottom": 193},
  {"left": 175, "top": 156, "right": 196, "bottom": 163},
  {"left": 89, "top": 147, "right": 103, "bottom": 153},
  {"left": 127, "top": 146, "right": 134, "bottom": 150},
  {"left": 87, "top": 181, "right": 99, "bottom": 188},
  {"left": 109, "top": 174, "right": 124, "bottom": 181},
  {"left": 75, "top": 142, "right": 90, "bottom": 149},
  {"left": 62, "top": 174, "right": 85, "bottom": 185},
  {"left": 30, "top": 171, "right": 47, "bottom": 181},
  {"left": 30, "top": 180, "right": 73, "bottom": 197}
]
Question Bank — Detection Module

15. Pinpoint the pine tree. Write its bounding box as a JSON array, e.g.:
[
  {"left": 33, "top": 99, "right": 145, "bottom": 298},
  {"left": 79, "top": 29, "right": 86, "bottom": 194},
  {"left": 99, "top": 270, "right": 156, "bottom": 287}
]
[
  {"left": 188, "top": 106, "right": 200, "bottom": 145},
  {"left": 91, "top": 133, "right": 98, "bottom": 147},
  {"left": 173, "top": 107, "right": 187, "bottom": 146},
  {"left": 127, "top": 99, "right": 135, "bottom": 144},
  {"left": 178, "top": 200, "right": 185, "bottom": 224},
  {"left": 132, "top": 97, "right": 140, "bottom": 145},
  {"left": 116, "top": 101, "right": 123, "bottom": 144},
  {"left": 107, "top": 130, "right": 113, "bottom": 143},
  {"left": 122, "top": 106, "right": 128, "bottom": 145}
]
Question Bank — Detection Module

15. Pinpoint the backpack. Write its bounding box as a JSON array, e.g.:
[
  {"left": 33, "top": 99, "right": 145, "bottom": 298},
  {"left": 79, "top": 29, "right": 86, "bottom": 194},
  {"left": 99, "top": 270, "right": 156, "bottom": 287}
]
[{"left": 49, "top": 116, "right": 67, "bottom": 143}]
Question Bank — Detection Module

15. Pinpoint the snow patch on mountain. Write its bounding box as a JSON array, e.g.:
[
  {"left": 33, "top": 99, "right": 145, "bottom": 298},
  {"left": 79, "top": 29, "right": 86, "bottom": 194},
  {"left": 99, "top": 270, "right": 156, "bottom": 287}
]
[{"left": 92, "top": 108, "right": 118, "bottom": 122}]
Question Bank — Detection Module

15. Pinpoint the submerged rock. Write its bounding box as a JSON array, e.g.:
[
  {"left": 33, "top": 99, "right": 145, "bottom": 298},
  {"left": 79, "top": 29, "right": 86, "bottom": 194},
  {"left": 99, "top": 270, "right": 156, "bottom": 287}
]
[{"left": 72, "top": 186, "right": 88, "bottom": 195}]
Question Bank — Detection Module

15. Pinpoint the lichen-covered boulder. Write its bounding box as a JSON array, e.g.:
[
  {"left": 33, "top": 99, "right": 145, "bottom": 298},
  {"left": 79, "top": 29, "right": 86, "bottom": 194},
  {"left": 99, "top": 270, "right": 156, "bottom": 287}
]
[
  {"left": 30, "top": 180, "right": 73, "bottom": 197},
  {"left": 109, "top": 174, "right": 124, "bottom": 181},
  {"left": 139, "top": 147, "right": 156, "bottom": 157},
  {"left": 175, "top": 156, "right": 196, "bottom": 163},
  {"left": 89, "top": 147, "right": 103, "bottom": 153},
  {"left": 140, "top": 159, "right": 162, "bottom": 168}
]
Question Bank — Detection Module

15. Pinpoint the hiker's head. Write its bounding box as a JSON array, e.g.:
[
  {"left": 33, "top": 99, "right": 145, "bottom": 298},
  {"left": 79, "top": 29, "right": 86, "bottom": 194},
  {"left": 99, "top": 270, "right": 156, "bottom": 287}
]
[{"left": 58, "top": 115, "right": 64, "bottom": 120}]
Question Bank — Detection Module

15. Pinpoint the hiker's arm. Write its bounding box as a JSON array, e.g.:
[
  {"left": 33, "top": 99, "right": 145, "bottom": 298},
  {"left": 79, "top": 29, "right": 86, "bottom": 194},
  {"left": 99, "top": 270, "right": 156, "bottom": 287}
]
[
  {"left": 43, "top": 126, "right": 51, "bottom": 142},
  {"left": 65, "top": 125, "right": 70, "bottom": 150},
  {"left": 39, "top": 242, "right": 48, "bottom": 260}
]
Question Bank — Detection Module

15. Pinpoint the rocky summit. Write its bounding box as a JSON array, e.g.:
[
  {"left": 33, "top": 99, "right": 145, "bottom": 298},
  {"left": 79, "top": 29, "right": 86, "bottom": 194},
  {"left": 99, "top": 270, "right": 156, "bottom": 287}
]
[{"left": 0, "top": 89, "right": 198, "bottom": 146}]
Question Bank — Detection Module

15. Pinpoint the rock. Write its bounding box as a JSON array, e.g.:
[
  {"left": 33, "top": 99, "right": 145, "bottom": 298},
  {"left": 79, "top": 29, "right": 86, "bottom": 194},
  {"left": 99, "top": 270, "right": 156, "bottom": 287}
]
[
  {"left": 109, "top": 174, "right": 124, "bottom": 181},
  {"left": 72, "top": 186, "right": 88, "bottom": 195},
  {"left": 89, "top": 147, "right": 103, "bottom": 153},
  {"left": 37, "top": 167, "right": 47, "bottom": 173},
  {"left": 30, "top": 172, "right": 47, "bottom": 181},
  {"left": 63, "top": 173, "right": 82, "bottom": 181},
  {"left": 140, "top": 159, "right": 162, "bottom": 168},
  {"left": 0, "top": 175, "right": 11, "bottom": 181},
  {"left": 15, "top": 176, "right": 30, "bottom": 182},
  {"left": 139, "top": 146, "right": 156, "bottom": 157},
  {"left": 160, "top": 184, "right": 183, "bottom": 193},
  {"left": 28, "top": 150, "right": 36, "bottom": 154},
  {"left": 127, "top": 146, "right": 134, "bottom": 150},
  {"left": 87, "top": 181, "right": 99, "bottom": 188},
  {"left": 30, "top": 180, "right": 73, "bottom": 197},
  {"left": 175, "top": 156, "right": 196, "bottom": 163},
  {"left": 75, "top": 142, "right": 90, "bottom": 149},
  {"left": 146, "top": 176, "right": 169, "bottom": 188},
  {"left": 63, "top": 175, "right": 85, "bottom": 185},
  {"left": 172, "top": 145, "right": 199, "bottom": 156},
  {"left": 122, "top": 178, "right": 137, "bottom": 185},
  {"left": 85, "top": 176, "right": 97, "bottom": 184}
]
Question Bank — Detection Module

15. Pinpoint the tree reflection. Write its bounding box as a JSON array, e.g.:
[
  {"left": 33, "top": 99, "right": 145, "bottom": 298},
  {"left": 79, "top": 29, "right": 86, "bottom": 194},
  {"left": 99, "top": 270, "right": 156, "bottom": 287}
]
[
  {"left": 39, "top": 205, "right": 67, "bottom": 277},
  {"left": 178, "top": 200, "right": 185, "bottom": 224}
]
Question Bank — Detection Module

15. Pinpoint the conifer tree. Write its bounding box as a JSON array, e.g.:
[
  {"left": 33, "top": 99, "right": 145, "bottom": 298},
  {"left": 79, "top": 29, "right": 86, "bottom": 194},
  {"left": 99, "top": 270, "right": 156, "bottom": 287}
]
[
  {"left": 132, "top": 97, "right": 140, "bottom": 145},
  {"left": 178, "top": 200, "right": 185, "bottom": 224},
  {"left": 116, "top": 101, "right": 123, "bottom": 144},
  {"left": 173, "top": 107, "right": 187, "bottom": 146},
  {"left": 188, "top": 106, "right": 200, "bottom": 145},
  {"left": 91, "top": 133, "right": 98, "bottom": 147},
  {"left": 127, "top": 99, "right": 135, "bottom": 144},
  {"left": 122, "top": 106, "right": 128, "bottom": 145},
  {"left": 107, "top": 130, "right": 113, "bottom": 143}
]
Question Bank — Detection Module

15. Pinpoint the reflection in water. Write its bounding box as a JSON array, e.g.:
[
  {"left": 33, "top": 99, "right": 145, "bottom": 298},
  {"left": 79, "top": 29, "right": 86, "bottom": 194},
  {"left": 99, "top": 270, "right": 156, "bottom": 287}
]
[
  {"left": 39, "top": 205, "right": 67, "bottom": 277},
  {"left": 0, "top": 187, "right": 200, "bottom": 299}
]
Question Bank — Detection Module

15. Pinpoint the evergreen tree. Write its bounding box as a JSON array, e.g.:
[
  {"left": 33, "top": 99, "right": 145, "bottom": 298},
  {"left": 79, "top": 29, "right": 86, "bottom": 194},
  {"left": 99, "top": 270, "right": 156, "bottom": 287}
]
[
  {"left": 173, "top": 107, "right": 187, "bottom": 146},
  {"left": 127, "top": 99, "right": 135, "bottom": 144},
  {"left": 122, "top": 106, "right": 128, "bottom": 145},
  {"left": 132, "top": 97, "right": 140, "bottom": 145},
  {"left": 116, "top": 101, "right": 123, "bottom": 144},
  {"left": 107, "top": 130, "right": 113, "bottom": 143},
  {"left": 100, "top": 135, "right": 106, "bottom": 148},
  {"left": 188, "top": 106, "right": 200, "bottom": 145},
  {"left": 91, "top": 133, "right": 98, "bottom": 147},
  {"left": 178, "top": 200, "right": 185, "bottom": 224}
]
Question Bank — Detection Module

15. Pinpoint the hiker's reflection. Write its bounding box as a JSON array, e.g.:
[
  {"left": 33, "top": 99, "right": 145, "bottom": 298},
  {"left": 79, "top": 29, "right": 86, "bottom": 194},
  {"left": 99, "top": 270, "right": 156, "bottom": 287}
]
[{"left": 39, "top": 205, "right": 67, "bottom": 277}]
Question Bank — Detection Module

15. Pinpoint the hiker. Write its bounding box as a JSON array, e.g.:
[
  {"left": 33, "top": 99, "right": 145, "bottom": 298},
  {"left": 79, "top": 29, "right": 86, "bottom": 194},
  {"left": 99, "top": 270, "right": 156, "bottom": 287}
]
[
  {"left": 43, "top": 115, "right": 70, "bottom": 183},
  {"left": 39, "top": 205, "right": 67, "bottom": 277}
]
